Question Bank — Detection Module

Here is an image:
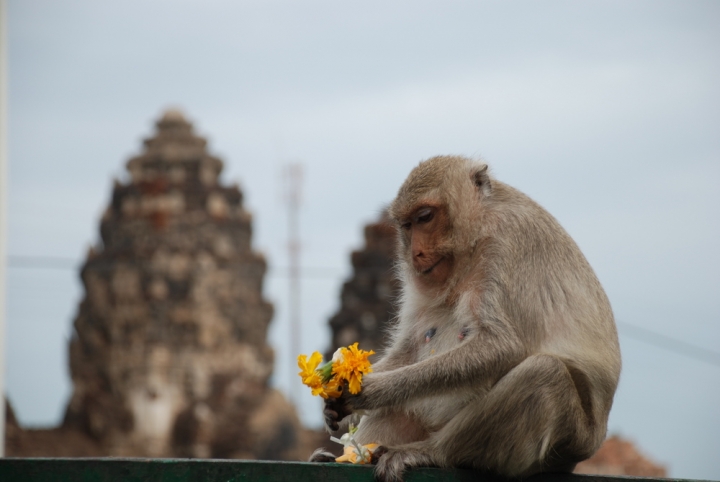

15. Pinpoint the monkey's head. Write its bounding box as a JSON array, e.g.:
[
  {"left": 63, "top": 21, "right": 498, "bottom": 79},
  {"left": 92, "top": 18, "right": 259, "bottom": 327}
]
[{"left": 389, "top": 156, "right": 491, "bottom": 293}]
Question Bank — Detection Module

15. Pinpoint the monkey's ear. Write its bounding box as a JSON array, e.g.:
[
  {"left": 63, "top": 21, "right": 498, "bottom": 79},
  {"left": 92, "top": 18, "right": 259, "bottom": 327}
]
[{"left": 473, "top": 165, "right": 491, "bottom": 195}]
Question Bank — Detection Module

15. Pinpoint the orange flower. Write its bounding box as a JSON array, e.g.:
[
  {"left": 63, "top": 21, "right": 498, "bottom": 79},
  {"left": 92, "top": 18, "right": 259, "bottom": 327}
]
[{"left": 332, "top": 342, "right": 375, "bottom": 395}]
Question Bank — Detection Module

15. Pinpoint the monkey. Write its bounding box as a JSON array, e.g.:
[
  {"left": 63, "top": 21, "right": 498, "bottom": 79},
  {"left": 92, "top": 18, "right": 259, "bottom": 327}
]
[{"left": 310, "top": 155, "right": 621, "bottom": 482}]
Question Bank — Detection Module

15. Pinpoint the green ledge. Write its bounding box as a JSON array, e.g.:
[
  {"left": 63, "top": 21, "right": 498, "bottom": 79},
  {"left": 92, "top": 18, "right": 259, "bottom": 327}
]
[{"left": 0, "top": 458, "right": 710, "bottom": 482}]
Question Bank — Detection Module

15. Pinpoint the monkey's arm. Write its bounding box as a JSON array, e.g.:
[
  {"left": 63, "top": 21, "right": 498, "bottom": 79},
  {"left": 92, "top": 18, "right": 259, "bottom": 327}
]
[
  {"left": 322, "top": 337, "right": 417, "bottom": 431},
  {"left": 351, "top": 320, "right": 526, "bottom": 411},
  {"left": 371, "top": 336, "right": 418, "bottom": 373}
]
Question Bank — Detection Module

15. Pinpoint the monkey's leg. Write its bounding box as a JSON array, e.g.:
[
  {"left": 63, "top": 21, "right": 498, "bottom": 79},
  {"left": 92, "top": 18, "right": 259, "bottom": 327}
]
[
  {"left": 375, "top": 355, "right": 599, "bottom": 482},
  {"left": 354, "top": 408, "right": 429, "bottom": 446},
  {"left": 439, "top": 354, "right": 597, "bottom": 475},
  {"left": 310, "top": 409, "right": 426, "bottom": 464}
]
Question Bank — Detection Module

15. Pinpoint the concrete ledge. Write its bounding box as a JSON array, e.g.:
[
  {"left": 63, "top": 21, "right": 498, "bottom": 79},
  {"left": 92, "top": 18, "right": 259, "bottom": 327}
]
[{"left": 0, "top": 458, "right": 708, "bottom": 482}]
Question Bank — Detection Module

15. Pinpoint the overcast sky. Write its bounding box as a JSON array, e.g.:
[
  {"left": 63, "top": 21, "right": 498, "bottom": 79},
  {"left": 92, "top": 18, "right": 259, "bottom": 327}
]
[{"left": 5, "top": 1, "right": 719, "bottom": 478}]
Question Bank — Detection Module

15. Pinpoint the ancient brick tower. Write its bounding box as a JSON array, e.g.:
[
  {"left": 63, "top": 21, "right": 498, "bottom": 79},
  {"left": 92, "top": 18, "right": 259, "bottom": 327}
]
[
  {"left": 62, "top": 110, "right": 302, "bottom": 459},
  {"left": 327, "top": 213, "right": 400, "bottom": 356}
]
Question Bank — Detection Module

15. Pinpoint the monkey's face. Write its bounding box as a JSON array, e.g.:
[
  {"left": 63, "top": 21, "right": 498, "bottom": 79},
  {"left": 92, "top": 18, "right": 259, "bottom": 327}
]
[{"left": 400, "top": 203, "right": 454, "bottom": 288}]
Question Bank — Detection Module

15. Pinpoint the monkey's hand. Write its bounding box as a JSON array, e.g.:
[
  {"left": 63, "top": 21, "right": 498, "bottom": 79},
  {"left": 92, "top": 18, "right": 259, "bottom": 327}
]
[
  {"left": 323, "top": 378, "right": 375, "bottom": 431},
  {"left": 340, "top": 375, "right": 372, "bottom": 412},
  {"left": 323, "top": 394, "right": 353, "bottom": 432},
  {"left": 343, "top": 373, "right": 376, "bottom": 411}
]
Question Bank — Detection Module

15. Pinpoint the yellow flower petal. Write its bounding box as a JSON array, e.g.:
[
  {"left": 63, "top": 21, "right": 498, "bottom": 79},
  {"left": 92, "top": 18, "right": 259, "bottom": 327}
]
[
  {"left": 299, "top": 352, "right": 330, "bottom": 398},
  {"left": 298, "top": 352, "right": 323, "bottom": 379},
  {"left": 324, "top": 377, "right": 343, "bottom": 399},
  {"left": 347, "top": 373, "right": 362, "bottom": 395}
]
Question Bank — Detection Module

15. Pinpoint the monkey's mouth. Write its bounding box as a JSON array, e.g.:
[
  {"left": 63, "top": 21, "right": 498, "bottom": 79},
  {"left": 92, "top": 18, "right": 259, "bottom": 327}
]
[{"left": 421, "top": 258, "right": 445, "bottom": 275}]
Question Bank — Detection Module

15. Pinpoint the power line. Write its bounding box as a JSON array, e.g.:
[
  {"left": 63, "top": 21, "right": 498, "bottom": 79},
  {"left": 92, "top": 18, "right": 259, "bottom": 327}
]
[
  {"left": 6, "top": 254, "right": 720, "bottom": 367},
  {"left": 616, "top": 320, "right": 720, "bottom": 367}
]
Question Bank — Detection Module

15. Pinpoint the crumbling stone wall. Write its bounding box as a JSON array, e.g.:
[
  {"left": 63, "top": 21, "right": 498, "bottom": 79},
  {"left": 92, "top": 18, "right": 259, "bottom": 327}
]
[
  {"left": 327, "top": 213, "right": 400, "bottom": 357},
  {"left": 61, "top": 111, "right": 302, "bottom": 459}
]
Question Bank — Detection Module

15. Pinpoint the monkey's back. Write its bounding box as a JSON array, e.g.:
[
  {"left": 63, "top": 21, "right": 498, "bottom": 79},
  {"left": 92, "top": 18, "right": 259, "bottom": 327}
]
[{"left": 482, "top": 181, "right": 621, "bottom": 416}]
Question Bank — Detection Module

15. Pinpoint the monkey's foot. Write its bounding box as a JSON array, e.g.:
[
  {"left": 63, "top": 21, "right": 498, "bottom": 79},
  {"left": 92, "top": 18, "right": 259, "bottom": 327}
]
[
  {"left": 309, "top": 448, "right": 337, "bottom": 463},
  {"left": 371, "top": 445, "right": 389, "bottom": 464},
  {"left": 374, "top": 446, "right": 434, "bottom": 482}
]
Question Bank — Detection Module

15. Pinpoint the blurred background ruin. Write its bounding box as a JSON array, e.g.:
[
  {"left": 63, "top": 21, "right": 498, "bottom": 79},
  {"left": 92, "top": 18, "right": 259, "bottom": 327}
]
[{"left": 1, "top": 1, "right": 718, "bottom": 478}]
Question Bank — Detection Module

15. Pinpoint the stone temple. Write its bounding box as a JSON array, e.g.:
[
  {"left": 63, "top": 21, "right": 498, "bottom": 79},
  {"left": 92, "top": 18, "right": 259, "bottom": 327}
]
[{"left": 52, "top": 110, "right": 304, "bottom": 459}]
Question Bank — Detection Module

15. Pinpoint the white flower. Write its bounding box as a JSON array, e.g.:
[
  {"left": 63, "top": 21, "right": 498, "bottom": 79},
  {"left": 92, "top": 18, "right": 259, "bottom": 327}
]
[{"left": 331, "top": 348, "right": 344, "bottom": 363}]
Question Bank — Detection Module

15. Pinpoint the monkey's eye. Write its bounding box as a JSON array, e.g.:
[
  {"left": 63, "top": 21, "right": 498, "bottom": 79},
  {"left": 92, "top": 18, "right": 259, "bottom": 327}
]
[
  {"left": 401, "top": 221, "right": 412, "bottom": 230},
  {"left": 415, "top": 208, "right": 434, "bottom": 224}
]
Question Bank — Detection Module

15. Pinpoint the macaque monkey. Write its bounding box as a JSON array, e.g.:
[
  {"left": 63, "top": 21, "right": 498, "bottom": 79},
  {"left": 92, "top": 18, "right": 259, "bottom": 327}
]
[{"left": 311, "top": 156, "right": 621, "bottom": 482}]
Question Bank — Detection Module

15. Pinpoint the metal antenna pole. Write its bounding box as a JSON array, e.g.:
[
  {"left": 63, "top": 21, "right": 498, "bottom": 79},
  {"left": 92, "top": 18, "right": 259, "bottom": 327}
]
[{"left": 284, "top": 163, "right": 303, "bottom": 404}]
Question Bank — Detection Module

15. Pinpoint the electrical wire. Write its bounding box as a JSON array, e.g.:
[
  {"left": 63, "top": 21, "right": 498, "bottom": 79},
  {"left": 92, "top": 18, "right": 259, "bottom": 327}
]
[
  {"left": 616, "top": 320, "right": 720, "bottom": 367},
  {"left": 7, "top": 255, "right": 720, "bottom": 367},
  {"left": 6, "top": 255, "right": 344, "bottom": 278}
]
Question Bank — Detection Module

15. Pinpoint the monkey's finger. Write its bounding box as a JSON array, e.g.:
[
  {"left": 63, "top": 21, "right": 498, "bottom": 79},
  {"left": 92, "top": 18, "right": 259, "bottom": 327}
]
[
  {"left": 324, "top": 418, "right": 340, "bottom": 431},
  {"left": 323, "top": 408, "right": 339, "bottom": 420},
  {"left": 323, "top": 409, "right": 341, "bottom": 431}
]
